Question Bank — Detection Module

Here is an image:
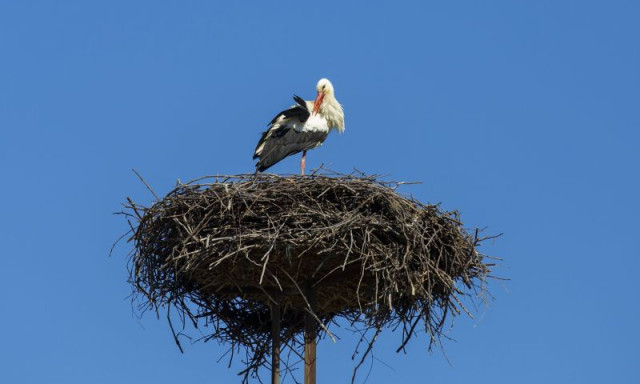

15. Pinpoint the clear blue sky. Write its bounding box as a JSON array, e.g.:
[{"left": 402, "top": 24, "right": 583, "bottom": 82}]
[{"left": 1, "top": 1, "right": 638, "bottom": 383}]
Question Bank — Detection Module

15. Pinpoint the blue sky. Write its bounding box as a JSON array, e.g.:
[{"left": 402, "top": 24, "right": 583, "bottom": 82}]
[{"left": 1, "top": 1, "right": 639, "bottom": 383}]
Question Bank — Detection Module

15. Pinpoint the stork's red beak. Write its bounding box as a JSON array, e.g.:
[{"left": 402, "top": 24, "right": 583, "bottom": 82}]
[{"left": 313, "top": 92, "right": 324, "bottom": 114}]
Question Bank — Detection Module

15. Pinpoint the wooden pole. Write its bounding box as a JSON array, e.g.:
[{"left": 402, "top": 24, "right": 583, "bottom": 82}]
[
  {"left": 304, "top": 284, "right": 316, "bottom": 384},
  {"left": 271, "top": 293, "right": 281, "bottom": 384}
]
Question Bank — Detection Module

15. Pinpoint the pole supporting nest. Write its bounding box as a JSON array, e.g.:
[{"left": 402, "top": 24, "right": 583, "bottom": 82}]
[
  {"left": 271, "top": 291, "right": 281, "bottom": 384},
  {"left": 304, "top": 282, "right": 316, "bottom": 384}
]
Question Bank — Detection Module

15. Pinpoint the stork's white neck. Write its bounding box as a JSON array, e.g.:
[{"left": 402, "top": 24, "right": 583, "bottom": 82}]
[{"left": 319, "top": 95, "right": 345, "bottom": 133}]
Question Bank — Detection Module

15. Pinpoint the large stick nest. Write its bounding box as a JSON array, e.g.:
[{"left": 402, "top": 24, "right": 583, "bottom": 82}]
[{"left": 123, "top": 171, "right": 495, "bottom": 382}]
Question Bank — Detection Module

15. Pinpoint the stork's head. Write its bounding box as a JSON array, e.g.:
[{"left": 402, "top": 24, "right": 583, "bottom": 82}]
[{"left": 313, "top": 78, "right": 335, "bottom": 114}]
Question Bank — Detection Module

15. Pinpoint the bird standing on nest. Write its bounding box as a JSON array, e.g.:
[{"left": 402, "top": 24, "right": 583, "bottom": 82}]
[{"left": 253, "top": 78, "right": 345, "bottom": 175}]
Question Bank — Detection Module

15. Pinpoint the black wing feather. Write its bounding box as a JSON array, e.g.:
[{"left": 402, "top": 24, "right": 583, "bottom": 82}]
[
  {"left": 253, "top": 95, "right": 313, "bottom": 164},
  {"left": 268, "top": 95, "right": 310, "bottom": 125},
  {"left": 293, "top": 95, "right": 307, "bottom": 108}
]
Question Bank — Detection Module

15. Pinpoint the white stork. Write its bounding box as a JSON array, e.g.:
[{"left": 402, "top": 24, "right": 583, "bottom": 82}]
[{"left": 253, "top": 78, "right": 345, "bottom": 175}]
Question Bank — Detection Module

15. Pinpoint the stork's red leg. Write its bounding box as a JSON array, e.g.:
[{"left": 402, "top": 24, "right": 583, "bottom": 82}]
[{"left": 301, "top": 150, "right": 307, "bottom": 176}]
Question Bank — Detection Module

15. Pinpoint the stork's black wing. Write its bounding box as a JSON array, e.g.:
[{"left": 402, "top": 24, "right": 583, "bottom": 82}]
[
  {"left": 254, "top": 95, "right": 311, "bottom": 157},
  {"left": 268, "top": 95, "right": 310, "bottom": 125}
]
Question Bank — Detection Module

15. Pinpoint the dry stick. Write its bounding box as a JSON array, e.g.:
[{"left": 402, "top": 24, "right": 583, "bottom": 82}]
[
  {"left": 351, "top": 327, "right": 382, "bottom": 384},
  {"left": 304, "top": 281, "right": 316, "bottom": 384},
  {"left": 271, "top": 291, "right": 281, "bottom": 384},
  {"left": 132, "top": 168, "right": 159, "bottom": 201}
]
